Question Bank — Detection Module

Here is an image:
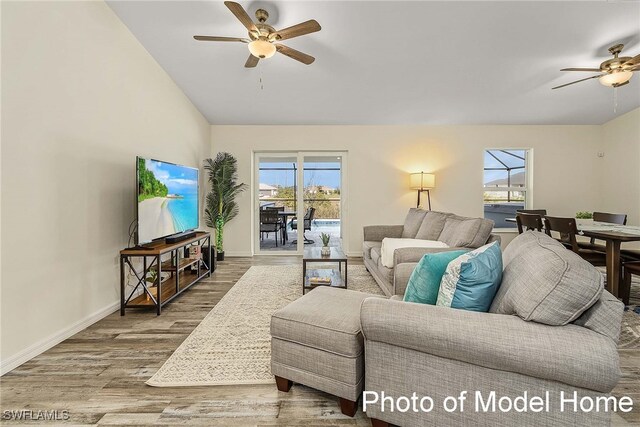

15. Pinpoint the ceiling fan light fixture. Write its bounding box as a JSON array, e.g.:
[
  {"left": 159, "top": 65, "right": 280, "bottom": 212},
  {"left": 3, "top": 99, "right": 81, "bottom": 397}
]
[
  {"left": 248, "top": 39, "right": 276, "bottom": 59},
  {"left": 599, "top": 70, "right": 633, "bottom": 87}
]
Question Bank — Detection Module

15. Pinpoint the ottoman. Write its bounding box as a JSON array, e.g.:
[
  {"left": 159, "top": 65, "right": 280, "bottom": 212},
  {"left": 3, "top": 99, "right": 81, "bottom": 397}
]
[{"left": 270, "top": 286, "right": 381, "bottom": 416}]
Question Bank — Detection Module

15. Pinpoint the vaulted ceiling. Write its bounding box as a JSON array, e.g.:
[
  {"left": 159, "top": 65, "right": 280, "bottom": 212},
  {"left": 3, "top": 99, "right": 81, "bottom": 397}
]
[{"left": 107, "top": 1, "right": 640, "bottom": 125}]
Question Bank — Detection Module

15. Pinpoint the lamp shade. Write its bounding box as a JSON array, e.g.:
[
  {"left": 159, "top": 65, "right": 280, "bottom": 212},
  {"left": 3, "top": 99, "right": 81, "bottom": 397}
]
[
  {"left": 410, "top": 172, "right": 435, "bottom": 190},
  {"left": 248, "top": 39, "right": 276, "bottom": 59},
  {"left": 599, "top": 71, "right": 633, "bottom": 87}
]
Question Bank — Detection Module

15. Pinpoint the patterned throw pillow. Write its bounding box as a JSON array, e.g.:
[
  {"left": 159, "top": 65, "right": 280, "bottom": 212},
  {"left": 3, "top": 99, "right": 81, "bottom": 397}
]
[
  {"left": 436, "top": 241, "right": 503, "bottom": 312},
  {"left": 403, "top": 250, "right": 469, "bottom": 305}
]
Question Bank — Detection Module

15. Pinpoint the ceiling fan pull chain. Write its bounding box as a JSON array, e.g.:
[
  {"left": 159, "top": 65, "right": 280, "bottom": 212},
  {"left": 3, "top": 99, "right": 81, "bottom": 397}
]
[
  {"left": 259, "top": 67, "right": 264, "bottom": 91},
  {"left": 613, "top": 87, "right": 618, "bottom": 113}
]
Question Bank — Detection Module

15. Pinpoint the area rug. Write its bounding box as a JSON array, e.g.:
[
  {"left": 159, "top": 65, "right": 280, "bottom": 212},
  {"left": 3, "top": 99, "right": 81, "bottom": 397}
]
[{"left": 146, "top": 264, "right": 383, "bottom": 387}]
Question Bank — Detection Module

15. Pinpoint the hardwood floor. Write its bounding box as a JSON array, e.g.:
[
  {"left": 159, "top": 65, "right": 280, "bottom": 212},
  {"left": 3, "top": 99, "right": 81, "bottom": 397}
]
[
  {"left": 0, "top": 256, "right": 370, "bottom": 426},
  {"left": 1, "top": 256, "right": 638, "bottom": 425}
]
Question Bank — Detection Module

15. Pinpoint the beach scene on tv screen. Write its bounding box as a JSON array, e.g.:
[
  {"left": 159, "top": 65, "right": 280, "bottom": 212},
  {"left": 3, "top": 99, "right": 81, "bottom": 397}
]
[{"left": 137, "top": 158, "right": 198, "bottom": 243}]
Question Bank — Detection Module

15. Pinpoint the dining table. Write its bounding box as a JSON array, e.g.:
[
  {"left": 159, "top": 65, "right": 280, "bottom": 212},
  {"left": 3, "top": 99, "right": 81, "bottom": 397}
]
[
  {"left": 578, "top": 223, "right": 640, "bottom": 297},
  {"left": 505, "top": 217, "right": 640, "bottom": 298}
]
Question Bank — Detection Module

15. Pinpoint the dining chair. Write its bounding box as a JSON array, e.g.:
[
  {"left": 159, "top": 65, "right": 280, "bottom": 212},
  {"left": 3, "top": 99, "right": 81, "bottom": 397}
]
[
  {"left": 621, "top": 262, "right": 640, "bottom": 306},
  {"left": 543, "top": 216, "right": 606, "bottom": 267},
  {"left": 260, "top": 209, "right": 281, "bottom": 247},
  {"left": 516, "top": 209, "right": 547, "bottom": 216},
  {"left": 516, "top": 213, "right": 543, "bottom": 234},
  {"left": 579, "top": 211, "right": 628, "bottom": 252}
]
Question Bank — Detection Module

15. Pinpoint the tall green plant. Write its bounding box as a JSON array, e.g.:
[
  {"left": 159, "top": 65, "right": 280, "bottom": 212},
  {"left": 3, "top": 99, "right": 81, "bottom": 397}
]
[{"left": 204, "top": 153, "right": 247, "bottom": 253}]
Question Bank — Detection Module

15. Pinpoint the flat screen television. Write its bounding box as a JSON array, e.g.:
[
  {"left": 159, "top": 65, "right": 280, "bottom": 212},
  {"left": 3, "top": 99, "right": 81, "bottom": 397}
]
[{"left": 136, "top": 157, "right": 199, "bottom": 244}]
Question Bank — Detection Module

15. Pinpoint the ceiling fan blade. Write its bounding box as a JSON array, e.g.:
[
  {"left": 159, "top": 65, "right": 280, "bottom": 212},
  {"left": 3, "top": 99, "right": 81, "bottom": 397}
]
[
  {"left": 552, "top": 74, "right": 601, "bottom": 90},
  {"left": 560, "top": 67, "right": 602, "bottom": 72},
  {"left": 194, "top": 35, "right": 249, "bottom": 43},
  {"left": 273, "top": 20, "right": 321, "bottom": 41},
  {"left": 245, "top": 54, "right": 259, "bottom": 68},
  {"left": 630, "top": 64, "right": 640, "bottom": 71},
  {"left": 623, "top": 54, "right": 640, "bottom": 66},
  {"left": 275, "top": 44, "right": 315, "bottom": 65},
  {"left": 224, "top": 1, "right": 258, "bottom": 35}
]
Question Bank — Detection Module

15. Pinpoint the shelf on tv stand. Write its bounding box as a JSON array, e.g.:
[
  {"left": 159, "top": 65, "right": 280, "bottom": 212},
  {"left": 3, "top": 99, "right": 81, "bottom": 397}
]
[{"left": 119, "top": 231, "right": 212, "bottom": 315}]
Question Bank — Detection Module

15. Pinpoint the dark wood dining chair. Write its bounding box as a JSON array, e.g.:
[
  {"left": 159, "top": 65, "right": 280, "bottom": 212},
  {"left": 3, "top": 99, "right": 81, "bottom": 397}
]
[
  {"left": 543, "top": 216, "right": 606, "bottom": 267},
  {"left": 621, "top": 262, "right": 640, "bottom": 306},
  {"left": 516, "top": 209, "right": 547, "bottom": 216},
  {"left": 516, "top": 213, "right": 543, "bottom": 234},
  {"left": 579, "top": 211, "right": 628, "bottom": 252}
]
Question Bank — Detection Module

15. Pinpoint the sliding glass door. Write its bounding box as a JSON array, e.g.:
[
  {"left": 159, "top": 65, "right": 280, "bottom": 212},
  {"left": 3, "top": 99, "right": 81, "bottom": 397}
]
[{"left": 254, "top": 152, "right": 345, "bottom": 255}]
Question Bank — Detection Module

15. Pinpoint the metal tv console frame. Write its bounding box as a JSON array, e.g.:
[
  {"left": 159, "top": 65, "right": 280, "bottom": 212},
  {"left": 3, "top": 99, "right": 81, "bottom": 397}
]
[{"left": 120, "top": 232, "right": 211, "bottom": 316}]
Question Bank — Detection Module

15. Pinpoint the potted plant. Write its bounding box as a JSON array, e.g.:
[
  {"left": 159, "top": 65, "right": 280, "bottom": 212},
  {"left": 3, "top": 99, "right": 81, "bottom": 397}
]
[
  {"left": 204, "top": 153, "right": 247, "bottom": 261},
  {"left": 320, "top": 232, "right": 331, "bottom": 256}
]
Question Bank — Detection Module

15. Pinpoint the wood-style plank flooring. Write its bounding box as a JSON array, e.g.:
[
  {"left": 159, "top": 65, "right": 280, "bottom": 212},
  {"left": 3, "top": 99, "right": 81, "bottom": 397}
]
[{"left": 1, "top": 256, "right": 638, "bottom": 425}]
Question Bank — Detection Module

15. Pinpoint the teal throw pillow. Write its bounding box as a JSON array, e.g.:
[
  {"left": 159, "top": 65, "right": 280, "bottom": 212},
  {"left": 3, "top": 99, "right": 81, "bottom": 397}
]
[
  {"left": 403, "top": 250, "right": 469, "bottom": 305},
  {"left": 436, "top": 241, "right": 503, "bottom": 312}
]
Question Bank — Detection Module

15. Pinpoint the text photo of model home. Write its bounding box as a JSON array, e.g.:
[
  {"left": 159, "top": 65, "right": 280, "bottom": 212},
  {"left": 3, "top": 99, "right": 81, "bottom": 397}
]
[{"left": 1, "top": 1, "right": 639, "bottom": 426}]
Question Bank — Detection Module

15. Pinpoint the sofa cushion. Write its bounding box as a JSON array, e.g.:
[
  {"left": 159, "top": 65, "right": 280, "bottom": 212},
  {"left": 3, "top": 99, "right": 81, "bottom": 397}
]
[
  {"left": 401, "top": 208, "right": 428, "bottom": 238},
  {"left": 573, "top": 290, "right": 624, "bottom": 343},
  {"left": 414, "top": 211, "right": 450, "bottom": 240},
  {"left": 271, "top": 287, "right": 381, "bottom": 357},
  {"left": 362, "top": 241, "right": 381, "bottom": 260},
  {"left": 438, "top": 215, "right": 494, "bottom": 248},
  {"left": 370, "top": 247, "right": 381, "bottom": 266},
  {"left": 404, "top": 250, "right": 468, "bottom": 305},
  {"left": 437, "top": 242, "right": 503, "bottom": 312},
  {"left": 490, "top": 231, "right": 603, "bottom": 326}
]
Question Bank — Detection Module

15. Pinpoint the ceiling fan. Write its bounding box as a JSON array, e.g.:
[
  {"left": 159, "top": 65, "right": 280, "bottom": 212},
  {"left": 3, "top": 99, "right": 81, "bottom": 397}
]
[
  {"left": 552, "top": 44, "right": 640, "bottom": 90},
  {"left": 193, "top": 1, "right": 321, "bottom": 68}
]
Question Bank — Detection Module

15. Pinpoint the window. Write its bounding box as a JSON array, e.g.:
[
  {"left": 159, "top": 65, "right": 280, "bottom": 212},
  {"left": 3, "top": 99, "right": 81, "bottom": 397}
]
[{"left": 483, "top": 149, "right": 530, "bottom": 229}]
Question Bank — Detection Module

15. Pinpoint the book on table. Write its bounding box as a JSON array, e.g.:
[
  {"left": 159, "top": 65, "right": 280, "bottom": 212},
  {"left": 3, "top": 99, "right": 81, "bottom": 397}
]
[{"left": 309, "top": 276, "right": 332, "bottom": 285}]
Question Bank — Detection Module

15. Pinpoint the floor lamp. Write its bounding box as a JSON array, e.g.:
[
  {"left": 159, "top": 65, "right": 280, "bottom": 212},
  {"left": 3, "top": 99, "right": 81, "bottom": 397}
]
[{"left": 409, "top": 172, "right": 435, "bottom": 210}]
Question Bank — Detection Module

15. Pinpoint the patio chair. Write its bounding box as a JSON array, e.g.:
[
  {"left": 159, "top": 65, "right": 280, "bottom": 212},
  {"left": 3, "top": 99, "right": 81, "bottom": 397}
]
[
  {"left": 260, "top": 209, "right": 282, "bottom": 247},
  {"left": 265, "top": 206, "right": 287, "bottom": 242},
  {"left": 291, "top": 207, "right": 316, "bottom": 244}
]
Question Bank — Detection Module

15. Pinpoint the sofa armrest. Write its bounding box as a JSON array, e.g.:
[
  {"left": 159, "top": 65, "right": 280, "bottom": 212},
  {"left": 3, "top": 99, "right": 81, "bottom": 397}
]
[
  {"left": 393, "top": 246, "right": 468, "bottom": 265},
  {"left": 360, "top": 298, "right": 620, "bottom": 393},
  {"left": 487, "top": 233, "right": 501, "bottom": 246},
  {"left": 363, "top": 225, "right": 403, "bottom": 242},
  {"left": 393, "top": 262, "right": 417, "bottom": 296}
]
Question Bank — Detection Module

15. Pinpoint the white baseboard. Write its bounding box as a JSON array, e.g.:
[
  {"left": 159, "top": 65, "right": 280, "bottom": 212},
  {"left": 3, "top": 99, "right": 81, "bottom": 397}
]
[
  {"left": 0, "top": 301, "right": 120, "bottom": 376},
  {"left": 223, "top": 251, "right": 253, "bottom": 257}
]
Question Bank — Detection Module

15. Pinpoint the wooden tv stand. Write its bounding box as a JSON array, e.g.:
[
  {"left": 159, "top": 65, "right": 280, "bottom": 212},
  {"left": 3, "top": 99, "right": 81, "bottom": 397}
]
[{"left": 119, "top": 231, "right": 211, "bottom": 315}]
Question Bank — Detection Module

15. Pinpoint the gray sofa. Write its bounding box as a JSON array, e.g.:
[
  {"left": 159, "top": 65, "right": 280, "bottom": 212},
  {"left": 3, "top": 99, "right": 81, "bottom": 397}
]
[
  {"left": 363, "top": 209, "right": 500, "bottom": 296},
  {"left": 361, "top": 231, "right": 624, "bottom": 427}
]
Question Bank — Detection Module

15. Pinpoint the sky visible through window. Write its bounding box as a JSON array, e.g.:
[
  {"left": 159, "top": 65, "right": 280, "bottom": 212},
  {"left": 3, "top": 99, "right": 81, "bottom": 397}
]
[
  {"left": 259, "top": 162, "right": 341, "bottom": 189},
  {"left": 483, "top": 150, "right": 526, "bottom": 187}
]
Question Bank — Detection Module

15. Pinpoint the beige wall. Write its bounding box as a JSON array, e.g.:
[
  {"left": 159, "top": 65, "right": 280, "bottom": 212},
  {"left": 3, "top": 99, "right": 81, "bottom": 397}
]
[
  {"left": 1, "top": 1, "right": 210, "bottom": 371},
  {"left": 211, "top": 125, "right": 605, "bottom": 255},
  {"left": 601, "top": 108, "right": 640, "bottom": 226}
]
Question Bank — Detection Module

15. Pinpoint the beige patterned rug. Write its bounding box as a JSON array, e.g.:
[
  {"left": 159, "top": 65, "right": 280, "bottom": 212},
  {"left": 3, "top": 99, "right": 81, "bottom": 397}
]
[
  {"left": 146, "top": 265, "right": 383, "bottom": 387},
  {"left": 147, "top": 264, "right": 640, "bottom": 387}
]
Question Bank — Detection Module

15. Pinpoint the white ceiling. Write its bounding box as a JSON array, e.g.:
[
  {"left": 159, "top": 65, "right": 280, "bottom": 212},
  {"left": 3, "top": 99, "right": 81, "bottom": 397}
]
[{"left": 107, "top": 1, "right": 640, "bottom": 125}]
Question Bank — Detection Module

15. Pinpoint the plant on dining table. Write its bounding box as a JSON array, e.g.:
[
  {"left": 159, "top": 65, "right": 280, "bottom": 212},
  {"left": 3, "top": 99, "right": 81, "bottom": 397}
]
[{"left": 576, "top": 211, "right": 593, "bottom": 219}]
